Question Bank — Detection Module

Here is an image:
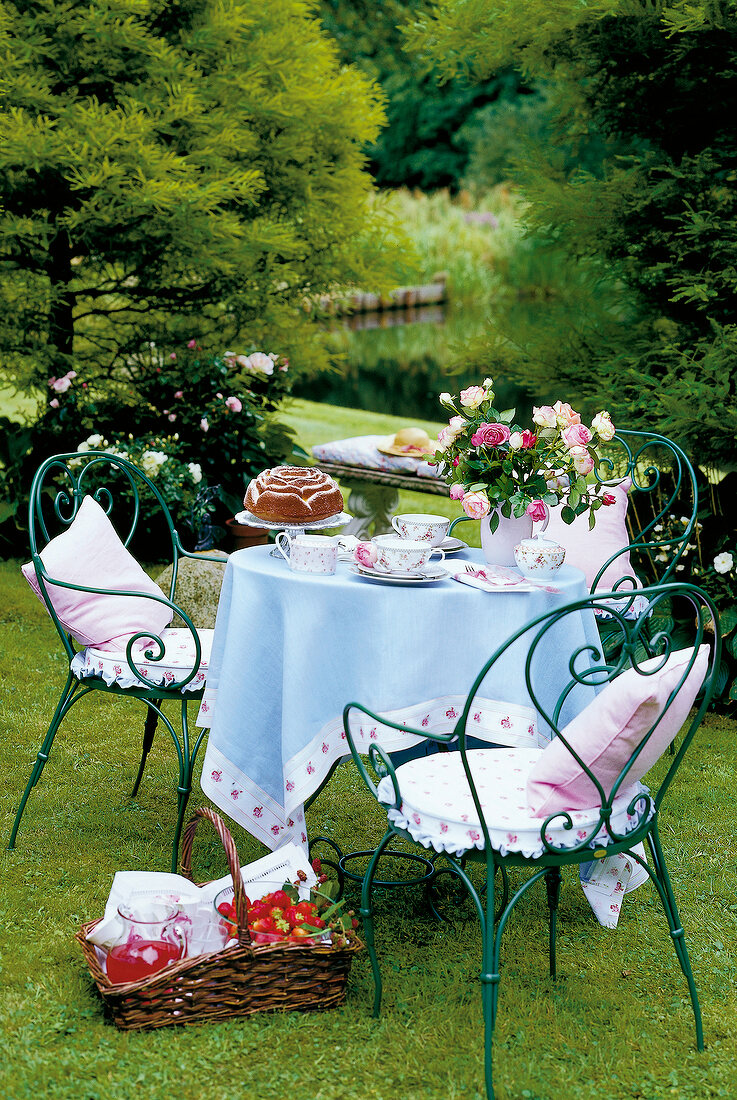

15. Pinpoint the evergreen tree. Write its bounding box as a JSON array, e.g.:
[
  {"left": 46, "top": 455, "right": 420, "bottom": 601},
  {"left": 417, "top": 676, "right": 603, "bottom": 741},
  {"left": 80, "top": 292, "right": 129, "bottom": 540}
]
[
  {"left": 405, "top": 1, "right": 737, "bottom": 470},
  {"left": 319, "top": 0, "right": 522, "bottom": 191},
  {"left": 0, "top": 0, "right": 390, "bottom": 389}
]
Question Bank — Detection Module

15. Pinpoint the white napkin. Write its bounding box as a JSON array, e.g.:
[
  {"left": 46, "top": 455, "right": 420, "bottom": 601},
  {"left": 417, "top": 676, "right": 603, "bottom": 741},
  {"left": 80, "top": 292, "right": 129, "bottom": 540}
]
[
  {"left": 445, "top": 562, "right": 561, "bottom": 594},
  {"left": 579, "top": 843, "right": 649, "bottom": 929},
  {"left": 337, "top": 534, "right": 360, "bottom": 561}
]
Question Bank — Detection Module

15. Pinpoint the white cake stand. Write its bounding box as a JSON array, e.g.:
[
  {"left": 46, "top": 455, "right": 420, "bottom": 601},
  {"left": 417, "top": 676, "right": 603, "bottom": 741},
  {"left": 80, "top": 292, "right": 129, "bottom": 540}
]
[{"left": 233, "top": 509, "right": 353, "bottom": 556}]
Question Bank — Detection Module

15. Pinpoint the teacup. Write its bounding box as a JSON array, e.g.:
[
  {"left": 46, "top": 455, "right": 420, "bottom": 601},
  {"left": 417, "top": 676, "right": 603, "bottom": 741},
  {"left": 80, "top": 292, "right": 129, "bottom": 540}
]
[
  {"left": 391, "top": 512, "right": 450, "bottom": 547},
  {"left": 513, "top": 536, "right": 566, "bottom": 580},
  {"left": 372, "top": 535, "right": 445, "bottom": 574},
  {"left": 276, "top": 532, "right": 338, "bottom": 575}
]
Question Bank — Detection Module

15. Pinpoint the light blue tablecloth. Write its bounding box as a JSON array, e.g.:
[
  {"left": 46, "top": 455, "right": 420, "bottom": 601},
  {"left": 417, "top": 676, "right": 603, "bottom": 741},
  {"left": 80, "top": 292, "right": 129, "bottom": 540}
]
[{"left": 197, "top": 547, "right": 599, "bottom": 850}]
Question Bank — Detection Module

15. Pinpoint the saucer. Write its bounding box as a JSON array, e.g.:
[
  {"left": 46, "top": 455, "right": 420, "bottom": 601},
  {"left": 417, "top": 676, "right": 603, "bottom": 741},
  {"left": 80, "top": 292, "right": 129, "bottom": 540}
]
[
  {"left": 437, "top": 536, "right": 469, "bottom": 555},
  {"left": 351, "top": 563, "right": 447, "bottom": 585}
]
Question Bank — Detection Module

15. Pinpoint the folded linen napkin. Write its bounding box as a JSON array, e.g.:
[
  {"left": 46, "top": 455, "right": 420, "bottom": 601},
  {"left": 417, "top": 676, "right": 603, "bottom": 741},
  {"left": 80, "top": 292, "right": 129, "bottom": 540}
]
[{"left": 445, "top": 562, "right": 561, "bottom": 594}]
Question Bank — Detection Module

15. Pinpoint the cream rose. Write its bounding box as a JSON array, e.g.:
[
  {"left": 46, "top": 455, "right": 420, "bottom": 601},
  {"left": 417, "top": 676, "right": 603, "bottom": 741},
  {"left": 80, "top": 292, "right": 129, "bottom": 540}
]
[
  {"left": 569, "top": 446, "right": 594, "bottom": 475},
  {"left": 532, "top": 405, "right": 557, "bottom": 429},
  {"left": 592, "top": 410, "right": 615, "bottom": 441},
  {"left": 462, "top": 490, "right": 491, "bottom": 520},
  {"left": 459, "top": 385, "right": 488, "bottom": 409}
]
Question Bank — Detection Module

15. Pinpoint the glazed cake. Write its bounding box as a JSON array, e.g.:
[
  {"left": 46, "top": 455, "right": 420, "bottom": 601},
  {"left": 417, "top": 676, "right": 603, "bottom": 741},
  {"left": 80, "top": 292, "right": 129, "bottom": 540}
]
[{"left": 244, "top": 466, "right": 344, "bottom": 523}]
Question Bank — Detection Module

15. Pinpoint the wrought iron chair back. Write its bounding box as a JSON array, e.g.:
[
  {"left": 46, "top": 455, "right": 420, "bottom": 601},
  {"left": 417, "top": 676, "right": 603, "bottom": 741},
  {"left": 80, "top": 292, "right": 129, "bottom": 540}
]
[
  {"left": 343, "top": 581, "right": 720, "bottom": 1099},
  {"left": 592, "top": 428, "right": 698, "bottom": 592},
  {"left": 9, "top": 451, "right": 224, "bottom": 869}
]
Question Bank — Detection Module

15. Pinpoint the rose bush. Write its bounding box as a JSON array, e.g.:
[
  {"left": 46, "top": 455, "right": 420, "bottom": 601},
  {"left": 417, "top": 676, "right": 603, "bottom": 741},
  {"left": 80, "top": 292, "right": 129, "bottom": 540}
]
[
  {"left": 0, "top": 339, "right": 303, "bottom": 554},
  {"left": 433, "top": 379, "right": 615, "bottom": 531}
]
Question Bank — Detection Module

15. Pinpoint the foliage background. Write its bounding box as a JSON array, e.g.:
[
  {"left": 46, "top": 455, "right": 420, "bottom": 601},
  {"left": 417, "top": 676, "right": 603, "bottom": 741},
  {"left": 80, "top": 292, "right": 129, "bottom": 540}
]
[
  {"left": 404, "top": 0, "right": 737, "bottom": 475},
  {"left": 0, "top": 0, "right": 400, "bottom": 390}
]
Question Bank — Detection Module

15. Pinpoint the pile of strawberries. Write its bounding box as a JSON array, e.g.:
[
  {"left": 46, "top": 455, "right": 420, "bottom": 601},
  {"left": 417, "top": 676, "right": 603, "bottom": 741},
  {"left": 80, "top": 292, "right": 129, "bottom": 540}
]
[{"left": 216, "top": 862, "right": 360, "bottom": 948}]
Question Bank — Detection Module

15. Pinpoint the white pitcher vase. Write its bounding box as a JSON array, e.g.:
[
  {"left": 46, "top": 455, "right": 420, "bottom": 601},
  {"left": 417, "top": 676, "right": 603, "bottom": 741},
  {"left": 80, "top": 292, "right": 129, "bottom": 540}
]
[{"left": 480, "top": 510, "right": 534, "bottom": 567}]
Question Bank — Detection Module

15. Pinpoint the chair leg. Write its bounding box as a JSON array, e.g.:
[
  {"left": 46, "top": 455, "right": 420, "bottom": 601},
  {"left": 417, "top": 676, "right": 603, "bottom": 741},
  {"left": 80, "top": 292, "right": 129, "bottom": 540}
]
[
  {"left": 545, "top": 867, "right": 563, "bottom": 980},
  {"left": 8, "top": 673, "right": 85, "bottom": 850},
  {"left": 170, "top": 699, "right": 209, "bottom": 873},
  {"left": 131, "top": 700, "right": 161, "bottom": 797},
  {"left": 360, "top": 829, "right": 395, "bottom": 1018},
  {"left": 483, "top": 867, "right": 550, "bottom": 1100},
  {"left": 646, "top": 826, "right": 704, "bottom": 1051}
]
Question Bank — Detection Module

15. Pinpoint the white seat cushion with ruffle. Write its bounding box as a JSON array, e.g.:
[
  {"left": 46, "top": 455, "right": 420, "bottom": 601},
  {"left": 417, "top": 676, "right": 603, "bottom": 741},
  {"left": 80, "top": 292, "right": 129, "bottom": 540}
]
[
  {"left": 70, "top": 628, "right": 213, "bottom": 693},
  {"left": 376, "top": 747, "right": 651, "bottom": 860}
]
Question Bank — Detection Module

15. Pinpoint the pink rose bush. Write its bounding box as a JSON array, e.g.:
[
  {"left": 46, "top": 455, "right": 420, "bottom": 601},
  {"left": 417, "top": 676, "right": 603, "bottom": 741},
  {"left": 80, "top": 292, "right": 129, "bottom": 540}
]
[{"left": 434, "top": 379, "right": 616, "bottom": 529}]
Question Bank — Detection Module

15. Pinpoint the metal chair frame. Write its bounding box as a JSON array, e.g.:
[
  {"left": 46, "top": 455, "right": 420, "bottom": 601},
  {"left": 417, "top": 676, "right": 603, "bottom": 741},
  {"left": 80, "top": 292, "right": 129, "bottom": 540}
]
[
  {"left": 8, "top": 451, "right": 225, "bottom": 871},
  {"left": 343, "top": 582, "right": 720, "bottom": 1099}
]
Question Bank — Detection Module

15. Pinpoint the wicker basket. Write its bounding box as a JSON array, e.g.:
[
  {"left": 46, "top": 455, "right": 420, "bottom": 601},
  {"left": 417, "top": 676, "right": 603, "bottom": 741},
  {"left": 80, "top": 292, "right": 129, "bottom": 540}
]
[{"left": 75, "top": 807, "right": 363, "bottom": 1030}]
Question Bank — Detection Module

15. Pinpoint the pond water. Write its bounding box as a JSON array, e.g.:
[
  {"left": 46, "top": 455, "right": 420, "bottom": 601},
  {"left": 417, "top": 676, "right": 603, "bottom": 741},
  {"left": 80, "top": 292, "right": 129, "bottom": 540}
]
[{"left": 293, "top": 302, "right": 534, "bottom": 424}]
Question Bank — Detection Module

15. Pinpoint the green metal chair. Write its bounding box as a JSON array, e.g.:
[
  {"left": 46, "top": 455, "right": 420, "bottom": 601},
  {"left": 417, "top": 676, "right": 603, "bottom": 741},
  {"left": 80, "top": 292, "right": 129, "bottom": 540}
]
[
  {"left": 8, "top": 451, "right": 224, "bottom": 871},
  {"left": 343, "top": 582, "right": 720, "bottom": 1099}
]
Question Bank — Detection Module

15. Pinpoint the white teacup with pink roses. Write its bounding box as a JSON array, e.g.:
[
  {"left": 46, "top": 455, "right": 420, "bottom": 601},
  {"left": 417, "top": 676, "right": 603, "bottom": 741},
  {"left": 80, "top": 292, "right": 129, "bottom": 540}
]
[
  {"left": 390, "top": 512, "right": 450, "bottom": 546},
  {"left": 369, "top": 535, "right": 446, "bottom": 575}
]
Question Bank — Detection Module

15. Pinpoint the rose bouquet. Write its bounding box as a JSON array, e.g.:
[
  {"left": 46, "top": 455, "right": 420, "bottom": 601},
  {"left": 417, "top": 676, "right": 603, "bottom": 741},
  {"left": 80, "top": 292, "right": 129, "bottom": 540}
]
[{"left": 433, "top": 379, "right": 616, "bottom": 530}]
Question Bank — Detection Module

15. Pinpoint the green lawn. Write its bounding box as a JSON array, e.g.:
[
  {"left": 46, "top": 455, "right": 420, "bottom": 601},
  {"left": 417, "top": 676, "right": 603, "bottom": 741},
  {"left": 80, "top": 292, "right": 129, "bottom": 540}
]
[
  {"left": 2, "top": 554, "right": 737, "bottom": 1099},
  {"left": 1, "top": 397, "right": 736, "bottom": 1098}
]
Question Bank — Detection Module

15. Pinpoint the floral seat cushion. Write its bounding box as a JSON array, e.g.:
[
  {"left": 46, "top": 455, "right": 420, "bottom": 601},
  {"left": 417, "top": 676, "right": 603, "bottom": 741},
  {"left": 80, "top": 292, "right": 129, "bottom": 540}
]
[
  {"left": 70, "top": 628, "right": 213, "bottom": 693},
  {"left": 376, "top": 747, "right": 650, "bottom": 860}
]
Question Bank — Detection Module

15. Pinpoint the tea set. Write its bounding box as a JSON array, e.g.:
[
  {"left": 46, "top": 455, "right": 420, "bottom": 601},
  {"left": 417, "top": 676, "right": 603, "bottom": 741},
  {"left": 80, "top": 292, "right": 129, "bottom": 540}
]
[{"left": 274, "top": 508, "right": 566, "bottom": 582}]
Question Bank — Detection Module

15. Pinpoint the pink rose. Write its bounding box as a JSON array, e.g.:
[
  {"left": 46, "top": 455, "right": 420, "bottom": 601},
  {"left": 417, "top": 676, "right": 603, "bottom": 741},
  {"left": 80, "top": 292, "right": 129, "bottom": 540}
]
[
  {"left": 48, "top": 376, "right": 72, "bottom": 393},
  {"left": 187, "top": 338, "right": 197, "bottom": 348},
  {"left": 525, "top": 499, "right": 547, "bottom": 523},
  {"left": 532, "top": 405, "right": 557, "bottom": 429},
  {"left": 602, "top": 492, "right": 616, "bottom": 506},
  {"left": 570, "top": 445, "right": 595, "bottom": 475},
  {"left": 520, "top": 429, "right": 536, "bottom": 449},
  {"left": 170, "top": 353, "right": 177, "bottom": 361},
  {"left": 452, "top": 456, "right": 459, "bottom": 467},
  {"left": 174, "top": 390, "right": 183, "bottom": 399},
  {"left": 462, "top": 490, "right": 491, "bottom": 520},
  {"left": 562, "top": 424, "right": 592, "bottom": 449},
  {"left": 447, "top": 415, "right": 467, "bottom": 440},
  {"left": 459, "top": 385, "right": 488, "bottom": 409},
  {"left": 167, "top": 413, "right": 177, "bottom": 422},
  {"left": 355, "top": 541, "right": 378, "bottom": 568},
  {"left": 449, "top": 483, "right": 465, "bottom": 500},
  {"left": 552, "top": 400, "right": 581, "bottom": 427},
  {"left": 471, "top": 422, "right": 510, "bottom": 448},
  {"left": 225, "top": 396, "right": 242, "bottom": 412},
  {"left": 66, "top": 370, "right": 77, "bottom": 380},
  {"left": 200, "top": 417, "right": 209, "bottom": 432},
  {"left": 436, "top": 426, "right": 453, "bottom": 450},
  {"left": 49, "top": 398, "right": 60, "bottom": 408}
]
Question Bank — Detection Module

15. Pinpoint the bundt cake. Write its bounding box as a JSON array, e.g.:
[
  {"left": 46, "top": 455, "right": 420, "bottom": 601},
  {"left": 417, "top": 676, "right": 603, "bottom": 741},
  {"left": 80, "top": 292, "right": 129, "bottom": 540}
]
[{"left": 244, "top": 466, "right": 344, "bottom": 524}]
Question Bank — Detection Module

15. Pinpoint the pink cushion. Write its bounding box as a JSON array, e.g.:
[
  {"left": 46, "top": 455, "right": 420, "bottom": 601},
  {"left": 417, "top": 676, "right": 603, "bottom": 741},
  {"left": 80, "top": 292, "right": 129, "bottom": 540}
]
[
  {"left": 22, "top": 495, "right": 173, "bottom": 651},
  {"left": 535, "top": 478, "right": 636, "bottom": 591},
  {"left": 527, "top": 644, "right": 710, "bottom": 816}
]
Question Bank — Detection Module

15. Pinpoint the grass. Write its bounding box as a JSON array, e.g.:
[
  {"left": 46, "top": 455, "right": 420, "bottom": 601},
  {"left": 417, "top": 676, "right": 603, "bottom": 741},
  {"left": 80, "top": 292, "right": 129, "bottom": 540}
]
[
  {"left": 2, "top": 399, "right": 736, "bottom": 1098},
  {"left": 282, "top": 397, "right": 481, "bottom": 539},
  {"left": 2, "top": 553, "right": 737, "bottom": 1100}
]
